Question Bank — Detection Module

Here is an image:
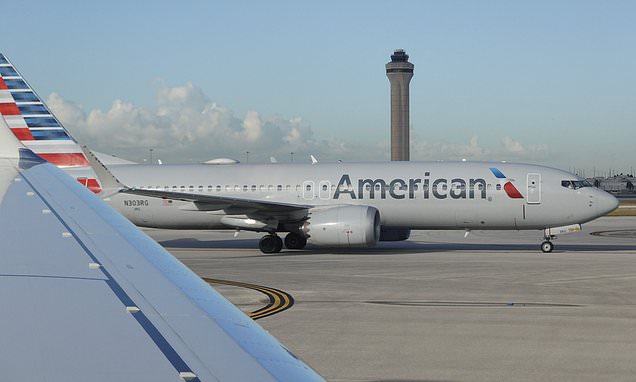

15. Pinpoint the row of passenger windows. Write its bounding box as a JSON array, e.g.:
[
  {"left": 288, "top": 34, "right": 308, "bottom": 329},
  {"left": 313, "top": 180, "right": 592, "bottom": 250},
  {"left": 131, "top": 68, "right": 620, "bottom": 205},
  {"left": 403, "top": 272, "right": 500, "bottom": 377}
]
[
  {"left": 139, "top": 184, "right": 306, "bottom": 192},
  {"left": 135, "top": 183, "right": 491, "bottom": 192}
]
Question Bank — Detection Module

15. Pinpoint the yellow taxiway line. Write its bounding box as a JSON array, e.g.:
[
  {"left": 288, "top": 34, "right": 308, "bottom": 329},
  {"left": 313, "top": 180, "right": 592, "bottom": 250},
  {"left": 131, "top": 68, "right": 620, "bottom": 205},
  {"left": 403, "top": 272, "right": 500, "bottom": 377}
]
[{"left": 203, "top": 277, "right": 294, "bottom": 320}]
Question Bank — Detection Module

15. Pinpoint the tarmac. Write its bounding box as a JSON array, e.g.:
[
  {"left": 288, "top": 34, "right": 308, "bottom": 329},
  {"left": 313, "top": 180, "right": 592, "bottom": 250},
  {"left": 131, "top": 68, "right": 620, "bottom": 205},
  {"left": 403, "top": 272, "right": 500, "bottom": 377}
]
[{"left": 146, "top": 216, "right": 636, "bottom": 382}]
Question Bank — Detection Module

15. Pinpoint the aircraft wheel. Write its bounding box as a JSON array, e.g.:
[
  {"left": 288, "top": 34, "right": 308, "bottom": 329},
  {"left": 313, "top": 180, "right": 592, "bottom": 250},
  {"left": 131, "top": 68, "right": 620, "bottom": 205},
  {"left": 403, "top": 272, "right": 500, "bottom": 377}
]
[
  {"left": 259, "top": 234, "right": 283, "bottom": 253},
  {"left": 284, "top": 233, "right": 307, "bottom": 249},
  {"left": 541, "top": 241, "right": 554, "bottom": 253}
]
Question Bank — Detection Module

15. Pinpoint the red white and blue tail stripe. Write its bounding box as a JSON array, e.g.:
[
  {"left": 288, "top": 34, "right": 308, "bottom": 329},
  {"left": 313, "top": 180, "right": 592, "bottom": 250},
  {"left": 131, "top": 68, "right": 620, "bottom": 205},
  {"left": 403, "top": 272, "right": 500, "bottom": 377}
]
[{"left": 0, "top": 53, "right": 101, "bottom": 192}]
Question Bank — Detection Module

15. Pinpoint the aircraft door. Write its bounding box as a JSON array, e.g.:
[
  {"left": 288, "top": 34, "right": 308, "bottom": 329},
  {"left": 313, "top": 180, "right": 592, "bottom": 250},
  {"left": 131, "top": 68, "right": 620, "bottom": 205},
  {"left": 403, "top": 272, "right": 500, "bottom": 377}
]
[{"left": 527, "top": 173, "right": 541, "bottom": 204}]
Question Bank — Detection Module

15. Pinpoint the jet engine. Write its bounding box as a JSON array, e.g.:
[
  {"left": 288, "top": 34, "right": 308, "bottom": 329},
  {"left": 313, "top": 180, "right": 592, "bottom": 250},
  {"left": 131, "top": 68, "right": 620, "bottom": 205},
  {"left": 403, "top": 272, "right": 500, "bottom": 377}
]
[{"left": 302, "top": 205, "right": 380, "bottom": 247}]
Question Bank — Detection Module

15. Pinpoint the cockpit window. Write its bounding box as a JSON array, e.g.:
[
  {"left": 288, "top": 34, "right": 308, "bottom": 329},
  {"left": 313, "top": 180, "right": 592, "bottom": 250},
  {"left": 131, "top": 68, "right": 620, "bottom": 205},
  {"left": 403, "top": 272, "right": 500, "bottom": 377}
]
[{"left": 561, "top": 180, "right": 592, "bottom": 190}]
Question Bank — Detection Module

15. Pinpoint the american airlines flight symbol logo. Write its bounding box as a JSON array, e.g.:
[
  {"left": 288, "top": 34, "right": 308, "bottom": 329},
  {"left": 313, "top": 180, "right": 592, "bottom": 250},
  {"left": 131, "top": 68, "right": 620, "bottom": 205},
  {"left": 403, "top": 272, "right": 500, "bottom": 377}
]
[{"left": 489, "top": 168, "right": 523, "bottom": 199}]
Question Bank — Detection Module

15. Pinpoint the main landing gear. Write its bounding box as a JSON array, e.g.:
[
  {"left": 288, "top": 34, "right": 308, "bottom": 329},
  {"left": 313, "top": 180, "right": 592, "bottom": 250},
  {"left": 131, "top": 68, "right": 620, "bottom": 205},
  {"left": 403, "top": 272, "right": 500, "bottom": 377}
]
[
  {"left": 258, "top": 232, "right": 307, "bottom": 253},
  {"left": 259, "top": 234, "right": 283, "bottom": 253}
]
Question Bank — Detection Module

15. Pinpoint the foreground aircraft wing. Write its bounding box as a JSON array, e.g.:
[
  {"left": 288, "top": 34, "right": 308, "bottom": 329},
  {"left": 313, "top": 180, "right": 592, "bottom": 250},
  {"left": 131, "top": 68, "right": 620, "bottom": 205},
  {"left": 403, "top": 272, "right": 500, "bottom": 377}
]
[{"left": 0, "top": 116, "right": 323, "bottom": 381}]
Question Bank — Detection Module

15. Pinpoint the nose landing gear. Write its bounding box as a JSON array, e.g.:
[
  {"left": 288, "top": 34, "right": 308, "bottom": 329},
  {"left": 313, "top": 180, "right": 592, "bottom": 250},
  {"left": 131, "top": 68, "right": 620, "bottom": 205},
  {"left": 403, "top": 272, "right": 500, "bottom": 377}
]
[
  {"left": 541, "top": 231, "right": 555, "bottom": 253},
  {"left": 541, "top": 240, "right": 554, "bottom": 253}
]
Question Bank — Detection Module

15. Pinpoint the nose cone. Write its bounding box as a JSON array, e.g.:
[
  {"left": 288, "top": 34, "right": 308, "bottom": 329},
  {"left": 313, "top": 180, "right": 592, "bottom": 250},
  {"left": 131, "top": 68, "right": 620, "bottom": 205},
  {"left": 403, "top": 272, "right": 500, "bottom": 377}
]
[{"left": 596, "top": 190, "right": 619, "bottom": 216}]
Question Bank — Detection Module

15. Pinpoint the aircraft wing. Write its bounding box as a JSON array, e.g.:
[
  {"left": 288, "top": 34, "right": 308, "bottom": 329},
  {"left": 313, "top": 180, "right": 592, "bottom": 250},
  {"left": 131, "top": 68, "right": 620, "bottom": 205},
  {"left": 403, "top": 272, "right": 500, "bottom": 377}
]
[
  {"left": 122, "top": 187, "right": 313, "bottom": 214},
  {"left": 0, "top": 119, "right": 323, "bottom": 381}
]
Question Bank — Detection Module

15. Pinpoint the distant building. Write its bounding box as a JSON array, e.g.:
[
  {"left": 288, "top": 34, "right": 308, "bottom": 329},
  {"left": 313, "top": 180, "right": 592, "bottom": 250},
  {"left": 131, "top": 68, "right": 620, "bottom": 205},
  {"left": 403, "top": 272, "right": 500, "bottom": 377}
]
[{"left": 588, "top": 176, "right": 635, "bottom": 194}]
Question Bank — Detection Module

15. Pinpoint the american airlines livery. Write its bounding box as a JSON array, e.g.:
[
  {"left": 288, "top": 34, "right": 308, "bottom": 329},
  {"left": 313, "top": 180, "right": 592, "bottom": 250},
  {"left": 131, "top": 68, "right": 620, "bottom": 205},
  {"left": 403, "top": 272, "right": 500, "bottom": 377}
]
[{"left": 0, "top": 53, "right": 619, "bottom": 254}]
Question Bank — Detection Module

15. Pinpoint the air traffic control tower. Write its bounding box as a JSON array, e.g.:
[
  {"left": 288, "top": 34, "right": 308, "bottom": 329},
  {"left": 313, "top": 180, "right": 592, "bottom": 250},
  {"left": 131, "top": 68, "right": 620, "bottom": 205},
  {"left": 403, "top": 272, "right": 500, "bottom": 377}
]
[{"left": 386, "top": 49, "right": 414, "bottom": 161}]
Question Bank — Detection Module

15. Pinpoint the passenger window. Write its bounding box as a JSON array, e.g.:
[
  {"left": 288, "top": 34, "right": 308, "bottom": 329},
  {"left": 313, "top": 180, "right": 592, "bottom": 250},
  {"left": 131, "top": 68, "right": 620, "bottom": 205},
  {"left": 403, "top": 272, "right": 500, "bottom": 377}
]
[
  {"left": 251, "top": 185, "right": 257, "bottom": 191},
  {"left": 216, "top": 185, "right": 221, "bottom": 192},
  {"left": 277, "top": 185, "right": 283, "bottom": 191},
  {"left": 243, "top": 185, "right": 248, "bottom": 191}
]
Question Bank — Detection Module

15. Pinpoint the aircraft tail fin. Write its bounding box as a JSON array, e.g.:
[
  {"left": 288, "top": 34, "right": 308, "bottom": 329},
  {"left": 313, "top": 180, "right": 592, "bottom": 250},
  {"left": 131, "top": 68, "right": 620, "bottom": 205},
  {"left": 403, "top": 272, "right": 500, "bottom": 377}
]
[{"left": 0, "top": 52, "right": 102, "bottom": 192}]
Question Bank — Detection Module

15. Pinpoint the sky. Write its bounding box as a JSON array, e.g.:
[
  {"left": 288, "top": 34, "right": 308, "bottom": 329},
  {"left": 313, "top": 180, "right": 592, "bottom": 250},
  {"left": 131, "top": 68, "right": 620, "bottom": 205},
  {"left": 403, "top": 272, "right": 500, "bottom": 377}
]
[{"left": 2, "top": 0, "right": 635, "bottom": 175}]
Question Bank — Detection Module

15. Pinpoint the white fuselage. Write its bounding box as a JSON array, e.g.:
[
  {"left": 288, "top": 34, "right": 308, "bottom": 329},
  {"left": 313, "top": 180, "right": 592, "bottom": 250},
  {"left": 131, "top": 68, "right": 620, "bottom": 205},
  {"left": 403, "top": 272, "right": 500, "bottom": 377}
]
[{"left": 103, "top": 161, "right": 618, "bottom": 231}]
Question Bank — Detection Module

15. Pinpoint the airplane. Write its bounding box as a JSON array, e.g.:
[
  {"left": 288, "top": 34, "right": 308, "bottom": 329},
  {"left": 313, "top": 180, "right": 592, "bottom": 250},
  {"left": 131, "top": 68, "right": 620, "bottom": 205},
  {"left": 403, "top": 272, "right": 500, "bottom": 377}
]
[
  {"left": 0, "top": 113, "right": 324, "bottom": 380},
  {"left": 0, "top": 53, "right": 619, "bottom": 255}
]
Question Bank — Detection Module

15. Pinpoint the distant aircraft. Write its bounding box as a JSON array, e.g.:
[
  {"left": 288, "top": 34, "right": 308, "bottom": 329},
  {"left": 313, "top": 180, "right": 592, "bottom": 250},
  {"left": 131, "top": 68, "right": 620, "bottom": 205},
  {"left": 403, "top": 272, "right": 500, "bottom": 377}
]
[
  {"left": 0, "top": 114, "right": 324, "bottom": 380},
  {"left": 0, "top": 53, "right": 619, "bottom": 254}
]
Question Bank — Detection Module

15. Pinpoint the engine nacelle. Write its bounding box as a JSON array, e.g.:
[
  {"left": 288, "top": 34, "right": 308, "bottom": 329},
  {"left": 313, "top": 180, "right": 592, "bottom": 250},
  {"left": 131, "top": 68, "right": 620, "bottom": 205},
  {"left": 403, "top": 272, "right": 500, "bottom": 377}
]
[{"left": 303, "top": 205, "right": 380, "bottom": 247}]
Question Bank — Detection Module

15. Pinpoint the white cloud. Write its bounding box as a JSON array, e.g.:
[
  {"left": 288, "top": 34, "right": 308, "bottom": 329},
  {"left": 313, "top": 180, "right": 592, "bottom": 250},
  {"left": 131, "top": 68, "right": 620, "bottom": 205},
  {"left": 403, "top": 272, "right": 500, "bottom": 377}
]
[
  {"left": 47, "top": 82, "right": 352, "bottom": 163},
  {"left": 46, "top": 82, "right": 550, "bottom": 164},
  {"left": 500, "top": 136, "right": 526, "bottom": 154},
  {"left": 499, "top": 136, "right": 549, "bottom": 160}
]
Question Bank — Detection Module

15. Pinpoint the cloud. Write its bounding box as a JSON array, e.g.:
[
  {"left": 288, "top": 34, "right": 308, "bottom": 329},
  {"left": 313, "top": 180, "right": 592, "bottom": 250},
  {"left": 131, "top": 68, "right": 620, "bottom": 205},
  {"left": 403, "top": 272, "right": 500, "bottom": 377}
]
[
  {"left": 47, "top": 81, "right": 352, "bottom": 163},
  {"left": 500, "top": 136, "right": 526, "bottom": 153},
  {"left": 46, "top": 81, "right": 550, "bottom": 164},
  {"left": 499, "top": 136, "right": 549, "bottom": 160}
]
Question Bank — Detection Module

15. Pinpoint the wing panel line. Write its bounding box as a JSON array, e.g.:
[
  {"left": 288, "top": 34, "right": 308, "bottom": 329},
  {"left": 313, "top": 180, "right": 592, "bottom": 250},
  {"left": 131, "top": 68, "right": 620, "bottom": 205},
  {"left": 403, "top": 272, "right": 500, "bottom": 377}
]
[{"left": 19, "top": 170, "right": 201, "bottom": 382}]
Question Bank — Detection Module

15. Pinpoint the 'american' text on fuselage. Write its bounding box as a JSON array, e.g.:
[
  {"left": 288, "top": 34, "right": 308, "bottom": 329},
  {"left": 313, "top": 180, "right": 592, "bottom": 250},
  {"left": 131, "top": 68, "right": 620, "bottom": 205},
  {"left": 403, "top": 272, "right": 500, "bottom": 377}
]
[{"left": 333, "top": 173, "right": 488, "bottom": 200}]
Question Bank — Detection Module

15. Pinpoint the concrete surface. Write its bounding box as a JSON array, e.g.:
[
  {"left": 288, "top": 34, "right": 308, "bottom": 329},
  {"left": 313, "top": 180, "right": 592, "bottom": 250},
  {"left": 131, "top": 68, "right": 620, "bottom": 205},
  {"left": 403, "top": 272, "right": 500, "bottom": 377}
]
[{"left": 146, "top": 217, "right": 636, "bottom": 382}]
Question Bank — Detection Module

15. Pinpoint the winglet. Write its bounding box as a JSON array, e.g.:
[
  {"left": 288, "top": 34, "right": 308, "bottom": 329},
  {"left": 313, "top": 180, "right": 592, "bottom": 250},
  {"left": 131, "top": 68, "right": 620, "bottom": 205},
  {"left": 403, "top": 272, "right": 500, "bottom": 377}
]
[
  {"left": 0, "top": 113, "right": 22, "bottom": 159},
  {"left": 310, "top": 154, "right": 318, "bottom": 164},
  {"left": 80, "top": 145, "right": 125, "bottom": 195}
]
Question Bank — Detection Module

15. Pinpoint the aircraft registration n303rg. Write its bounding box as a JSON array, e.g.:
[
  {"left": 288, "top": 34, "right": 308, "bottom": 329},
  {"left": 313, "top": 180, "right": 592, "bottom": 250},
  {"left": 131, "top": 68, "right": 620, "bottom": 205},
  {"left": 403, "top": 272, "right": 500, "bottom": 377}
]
[{"left": 0, "top": 53, "right": 619, "bottom": 254}]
